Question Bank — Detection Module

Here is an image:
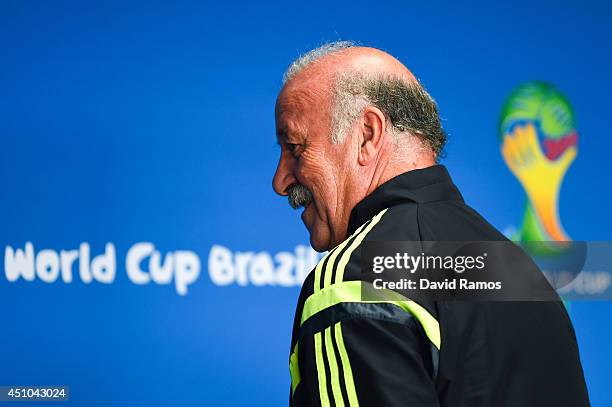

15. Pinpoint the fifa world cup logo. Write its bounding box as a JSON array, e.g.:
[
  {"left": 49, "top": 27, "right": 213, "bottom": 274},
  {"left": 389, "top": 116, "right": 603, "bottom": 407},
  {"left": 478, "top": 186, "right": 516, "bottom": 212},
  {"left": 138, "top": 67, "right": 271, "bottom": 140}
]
[{"left": 499, "top": 82, "right": 578, "bottom": 243}]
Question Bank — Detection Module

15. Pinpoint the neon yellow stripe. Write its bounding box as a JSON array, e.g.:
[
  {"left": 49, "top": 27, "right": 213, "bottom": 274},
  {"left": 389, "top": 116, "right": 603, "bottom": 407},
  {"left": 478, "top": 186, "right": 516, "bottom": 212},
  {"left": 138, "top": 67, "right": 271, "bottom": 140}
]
[
  {"left": 324, "top": 327, "right": 345, "bottom": 407},
  {"left": 335, "top": 209, "right": 387, "bottom": 284},
  {"left": 316, "top": 208, "right": 386, "bottom": 291},
  {"left": 301, "top": 280, "right": 441, "bottom": 350},
  {"left": 289, "top": 343, "right": 300, "bottom": 395},
  {"left": 323, "top": 220, "right": 370, "bottom": 289},
  {"left": 334, "top": 322, "right": 359, "bottom": 407},
  {"left": 314, "top": 332, "right": 330, "bottom": 406}
]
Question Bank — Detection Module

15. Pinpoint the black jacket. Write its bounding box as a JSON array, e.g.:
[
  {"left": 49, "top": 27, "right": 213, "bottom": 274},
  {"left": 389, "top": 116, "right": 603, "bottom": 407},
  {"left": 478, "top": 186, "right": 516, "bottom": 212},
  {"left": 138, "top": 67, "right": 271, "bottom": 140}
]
[{"left": 288, "top": 165, "right": 589, "bottom": 406}]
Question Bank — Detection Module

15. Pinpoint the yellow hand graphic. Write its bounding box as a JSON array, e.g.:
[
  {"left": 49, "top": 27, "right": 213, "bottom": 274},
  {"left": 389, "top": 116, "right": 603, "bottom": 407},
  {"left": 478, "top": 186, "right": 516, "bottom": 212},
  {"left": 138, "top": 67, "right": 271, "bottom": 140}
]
[{"left": 501, "top": 123, "right": 577, "bottom": 241}]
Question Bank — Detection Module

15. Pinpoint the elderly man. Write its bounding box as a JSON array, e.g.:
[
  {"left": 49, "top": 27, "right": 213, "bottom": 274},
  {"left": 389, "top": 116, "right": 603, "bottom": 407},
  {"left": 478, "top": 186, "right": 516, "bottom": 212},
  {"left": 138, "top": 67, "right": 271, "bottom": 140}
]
[{"left": 273, "top": 42, "right": 589, "bottom": 406}]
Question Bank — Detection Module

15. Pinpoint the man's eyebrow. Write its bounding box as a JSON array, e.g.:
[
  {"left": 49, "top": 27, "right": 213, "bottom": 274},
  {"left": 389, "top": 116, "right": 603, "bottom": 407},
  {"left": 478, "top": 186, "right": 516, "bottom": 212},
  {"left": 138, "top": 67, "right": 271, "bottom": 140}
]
[{"left": 277, "top": 128, "right": 307, "bottom": 144}]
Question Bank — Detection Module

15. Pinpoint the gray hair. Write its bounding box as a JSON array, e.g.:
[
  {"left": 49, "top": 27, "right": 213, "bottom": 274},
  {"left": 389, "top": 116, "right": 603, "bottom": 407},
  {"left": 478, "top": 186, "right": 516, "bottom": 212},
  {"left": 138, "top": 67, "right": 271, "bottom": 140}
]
[
  {"left": 283, "top": 41, "right": 355, "bottom": 84},
  {"left": 283, "top": 41, "right": 446, "bottom": 157}
]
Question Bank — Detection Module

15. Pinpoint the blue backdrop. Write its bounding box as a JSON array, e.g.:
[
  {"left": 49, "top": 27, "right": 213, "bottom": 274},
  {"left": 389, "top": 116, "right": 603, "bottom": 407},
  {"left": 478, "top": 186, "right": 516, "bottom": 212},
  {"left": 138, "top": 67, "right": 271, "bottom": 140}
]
[{"left": 1, "top": 1, "right": 611, "bottom": 405}]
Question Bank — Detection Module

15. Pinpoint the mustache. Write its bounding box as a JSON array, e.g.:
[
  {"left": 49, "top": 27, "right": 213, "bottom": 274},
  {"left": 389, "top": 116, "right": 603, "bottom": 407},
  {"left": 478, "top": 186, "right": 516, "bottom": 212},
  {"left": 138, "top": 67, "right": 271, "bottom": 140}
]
[{"left": 287, "top": 183, "right": 313, "bottom": 209}]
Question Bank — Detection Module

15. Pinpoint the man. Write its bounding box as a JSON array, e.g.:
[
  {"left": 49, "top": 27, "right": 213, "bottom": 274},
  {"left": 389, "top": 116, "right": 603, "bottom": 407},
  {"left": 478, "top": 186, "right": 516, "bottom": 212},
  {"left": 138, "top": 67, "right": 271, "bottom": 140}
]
[{"left": 273, "top": 42, "right": 589, "bottom": 406}]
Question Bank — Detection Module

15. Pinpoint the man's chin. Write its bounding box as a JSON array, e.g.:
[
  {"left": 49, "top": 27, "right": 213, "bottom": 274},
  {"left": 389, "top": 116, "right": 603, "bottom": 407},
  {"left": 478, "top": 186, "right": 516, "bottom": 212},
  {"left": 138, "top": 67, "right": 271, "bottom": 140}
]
[
  {"left": 301, "top": 204, "right": 333, "bottom": 252},
  {"left": 309, "top": 235, "right": 331, "bottom": 253},
  {"left": 306, "top": 222, "right": 332, "bottom": 253}
]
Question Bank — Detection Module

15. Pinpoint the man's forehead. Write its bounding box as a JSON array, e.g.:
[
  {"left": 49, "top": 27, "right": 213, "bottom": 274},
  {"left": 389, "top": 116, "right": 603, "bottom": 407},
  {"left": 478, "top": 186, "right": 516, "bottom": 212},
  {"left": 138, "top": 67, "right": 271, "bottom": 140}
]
[
  {"left": 275, "top": 72, "right": 333, "bottom": 142},
  {"left": 275, "top": 93, "right": 304, "bottom": 127},
  {"left": 276, "top": 85, "right": 317, "bottom": 115},
  {"left": 275, "top": 86, "right": 318, "bottom": 135}
]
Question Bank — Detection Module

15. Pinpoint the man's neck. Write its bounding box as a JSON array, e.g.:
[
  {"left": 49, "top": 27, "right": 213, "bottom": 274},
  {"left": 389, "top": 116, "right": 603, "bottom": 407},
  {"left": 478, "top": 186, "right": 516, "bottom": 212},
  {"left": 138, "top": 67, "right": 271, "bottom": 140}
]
[{"left": 366, "top": 143, "right": 435, "bottom": 196}]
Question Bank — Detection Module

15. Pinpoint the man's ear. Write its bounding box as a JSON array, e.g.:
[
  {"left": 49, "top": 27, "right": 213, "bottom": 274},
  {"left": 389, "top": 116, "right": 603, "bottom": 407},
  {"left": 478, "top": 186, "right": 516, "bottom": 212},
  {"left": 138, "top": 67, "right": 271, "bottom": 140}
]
[{"left": 358, "top": 106, "right": 387, "bottom": 166}]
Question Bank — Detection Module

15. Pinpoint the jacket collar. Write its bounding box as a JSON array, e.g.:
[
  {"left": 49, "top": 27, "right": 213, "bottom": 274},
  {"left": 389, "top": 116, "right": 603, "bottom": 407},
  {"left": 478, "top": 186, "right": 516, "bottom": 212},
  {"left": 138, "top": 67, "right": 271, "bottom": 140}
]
[{"left": 347, "top": 165, "right": 464, "bottom": 235}]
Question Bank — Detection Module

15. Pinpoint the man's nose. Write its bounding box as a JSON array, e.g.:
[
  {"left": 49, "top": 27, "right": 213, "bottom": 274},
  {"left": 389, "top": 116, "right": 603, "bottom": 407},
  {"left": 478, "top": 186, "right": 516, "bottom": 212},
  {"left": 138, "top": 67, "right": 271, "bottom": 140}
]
[{"left": 272, "top": 153, "right": 297, "bottom": 196}]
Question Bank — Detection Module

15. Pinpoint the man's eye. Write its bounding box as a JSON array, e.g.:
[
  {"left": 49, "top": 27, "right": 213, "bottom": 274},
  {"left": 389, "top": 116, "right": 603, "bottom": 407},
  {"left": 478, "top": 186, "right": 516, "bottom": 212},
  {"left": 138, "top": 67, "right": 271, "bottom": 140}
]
[{"left": 286, "top": 143, "right": 301, "bottom": 156}]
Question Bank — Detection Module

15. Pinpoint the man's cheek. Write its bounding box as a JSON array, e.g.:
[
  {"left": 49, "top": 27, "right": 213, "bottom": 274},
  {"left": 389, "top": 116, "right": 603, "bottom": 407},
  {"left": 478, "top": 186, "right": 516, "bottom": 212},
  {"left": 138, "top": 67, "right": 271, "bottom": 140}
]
[{"left": 310, "top": 194, "right": 326, "bottom": 220}]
